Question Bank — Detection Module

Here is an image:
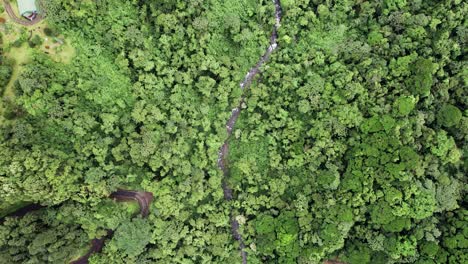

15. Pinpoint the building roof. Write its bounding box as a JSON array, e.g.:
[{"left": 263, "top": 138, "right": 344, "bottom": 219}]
[{"left": 17, "top": 0, "right": 38, "bottom": 16}]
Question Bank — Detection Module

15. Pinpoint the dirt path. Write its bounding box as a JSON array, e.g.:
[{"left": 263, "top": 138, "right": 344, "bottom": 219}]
[
  {"left": 217, "top": 1, "right": 282, "bottom": 263},
  {"left": 324, "top": 260, "right": 347, "bottom": 264},
  {"left": 109, "top": 189, "right": 153, "bottom": 217},
  {"left": 0, "top": 204, "right": 44, "bottom": 224},
  {"left": 69, "top": 230, "right": 113, "bottom": 264},
  {"left": 3, "top": 0, "right": 44, "bottom": 26}
]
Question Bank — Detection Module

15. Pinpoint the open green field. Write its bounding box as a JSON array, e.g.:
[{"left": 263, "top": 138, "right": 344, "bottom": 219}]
[{"left": 3, "top": 43, "right": 28, "bottom": 97}]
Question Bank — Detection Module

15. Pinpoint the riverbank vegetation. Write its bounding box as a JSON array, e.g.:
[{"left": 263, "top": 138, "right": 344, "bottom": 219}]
[{"left": 0, "top": 0, "right": 466, "bottom": 263}]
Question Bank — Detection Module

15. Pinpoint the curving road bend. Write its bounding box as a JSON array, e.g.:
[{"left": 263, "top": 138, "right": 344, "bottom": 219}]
[
  {"left": 69, "top": 229, "right": 113, "bottom": 264},
  {"left": 3, "top": 0, "right": 44, "bottom": 26},
  {"left": 0, "top": 204, "right": 44, "bottom": 224},
  {"left": 70, "top": 189, "right": 153, "bottom": 264},
  {"left": 217, "top": 1, "right": 282, "bottom": 263},
  {"left": 0, "top": 189, "right": 153, "bottom": 264},
  {"left": 109, "top": 189, "right": 154, "bottom": 217}
]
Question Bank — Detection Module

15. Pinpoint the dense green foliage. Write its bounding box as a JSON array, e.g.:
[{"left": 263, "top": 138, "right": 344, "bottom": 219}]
[
  {"left": 0, "top": 200, "right": 138, "bottom": 263},
  {"left": 0, "top": 0, "right": 466, "bottom": 263},
  {"left": 228, "top": 0, "right": 467, "bottom": 263},
  {"left": 0, "top": 54, "right": 13, "bottom": 96},
  {"left": 0, "top": 207, "right": 88, "bottom": 263},
  {"left": 2, "top": 0, "right": 274, "bottom": 262}
]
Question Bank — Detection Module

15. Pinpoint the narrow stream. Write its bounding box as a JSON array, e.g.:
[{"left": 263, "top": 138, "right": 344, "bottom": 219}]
[{"left": 217, "top": 1, "right": 282, "bottom": 263}]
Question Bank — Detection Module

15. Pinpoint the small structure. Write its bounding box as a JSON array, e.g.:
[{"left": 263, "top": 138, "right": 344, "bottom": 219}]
[{"left": 17, "top": 0, "right": 38, "bottom": 21}]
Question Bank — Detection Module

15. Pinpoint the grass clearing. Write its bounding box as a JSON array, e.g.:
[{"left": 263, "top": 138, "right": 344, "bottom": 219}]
[
  {"left": 0, "top": 4, "right": 76, "bottom": 116},
  {"left": 4, "top": 43, "right": 29, "bottom": 97}
]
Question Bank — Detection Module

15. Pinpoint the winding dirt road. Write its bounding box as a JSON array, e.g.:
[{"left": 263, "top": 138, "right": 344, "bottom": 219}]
[
  {"left": 110, "top": 189, "right": 153, "bottom": 217},
  {"left": 70, "top": 190, "right": 153, "bottom": 264},
  {"left": 3, "top": 0, "right": 43, "bottom": 26},
  {"left": 0, "top": 204, "right": 44, "bottom": 224},
  {"left": 69, "top": 230, "right": 113, "bottom": 264},
  {"left": 217, "top": 1, "right": 282, "bottom": 263},
  {"left": 0, "top": 189, "right": 153, "bottom": 264},
  {"left": 324, "top": 260, "right": 347, "bottom": 264}
]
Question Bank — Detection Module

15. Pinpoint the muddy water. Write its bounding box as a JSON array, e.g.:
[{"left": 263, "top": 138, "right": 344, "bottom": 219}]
[{"left": 217, "top": 1, "right": 282, "bottom": 263}]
